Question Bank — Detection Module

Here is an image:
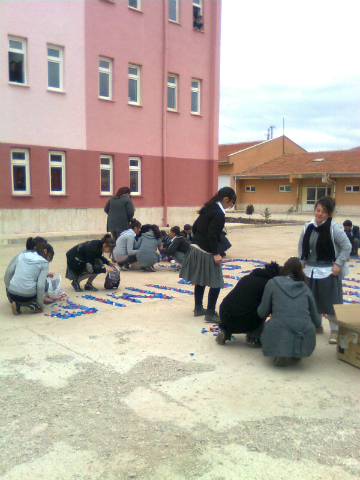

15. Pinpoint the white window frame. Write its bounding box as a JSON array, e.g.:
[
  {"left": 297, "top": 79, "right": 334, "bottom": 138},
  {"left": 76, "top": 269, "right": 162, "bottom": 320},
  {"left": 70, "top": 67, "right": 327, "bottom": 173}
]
[
  {"left": 279, "top": 185, "right": 291, "bottom": 192},
  {"left": 99, "top": 56, "right": 112, "bottom": 100},
  {"left": 129, "top": 157, "right": 141, "bottom": 195},
  {"left": 167, "top": 74, "right": 178, "bottom": 111},
  {"left": 169, "top": 0, "right": 179, "bottom": 22},
  {"left": 128, "top": 64, "right": 141, "bottom": 105},
  {"left": 11, "top": 148, "right": 30, "bottom": 195},
  {"left": 8, "top": 36, "right": 27, "bottom": 85},
  {"left": 191, "top": 78, "right": 201, "bottom": 114},
  {"left": 47, "top": 44, "right": 64, "bottom": 91},
  {"left": 100, "top": 155, "right": 113, "bottom": 195},
  {"left": 344, "top": 185, "right": 360, "bottom": 193},
  {"left": 193, "top": 0, "right": 203, "bottom": 30},
  {"left": 128, "top": 0, "right": 141, "bottom": 10},
  {"left": 49, "top": 151, "right": 66, "bottom": 195},
  {"left": 245, "top": 185, "right": 256, "bottom": 192}
]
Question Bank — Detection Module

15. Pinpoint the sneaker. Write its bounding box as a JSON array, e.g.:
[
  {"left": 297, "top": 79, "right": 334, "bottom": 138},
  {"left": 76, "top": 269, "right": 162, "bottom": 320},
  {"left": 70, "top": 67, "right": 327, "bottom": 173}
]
[
  {"left": 27, "top": 303, "right": 43, "bottom": 314},
  {"left": 329, "top": 331, "right": 338, "bottom": 344},
  {"left": 146, "top": 265, "right": 156, "bottom": 272},
  {"left": 194, "top": 306, "right": 207, "bottom": 317},
  {"left": 71, "top": 280, "right": 83, "bottom": 292},
  {"left": 85, "top": 284, "right": 98, "bottom": 292},
  {"left": 273, "top": 357, "right": 288, "bottom": 367},
  {"left": 121, "top": 263, "right": 131, "bottom": 271},
  {"left": 316, "top": 326, "right": 324, "bottom": 334},
  {"left": 204, "top": 311, "right": 220, "bottom": 323},
  {"left": 11, "top": 302, "right": 21, "bottom": 315},
  {"left": 246, "top": 336, "right": 262, "bottom": 348},
  {"left": 215, "top": 329, "right": 226, "bottom": 345}
]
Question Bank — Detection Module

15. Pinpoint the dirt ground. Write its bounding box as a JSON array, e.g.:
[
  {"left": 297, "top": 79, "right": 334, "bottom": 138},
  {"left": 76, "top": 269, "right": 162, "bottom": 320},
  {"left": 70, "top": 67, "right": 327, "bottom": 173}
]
[{"left": 1, "top": 223, "right": 360, "bottom": 480}]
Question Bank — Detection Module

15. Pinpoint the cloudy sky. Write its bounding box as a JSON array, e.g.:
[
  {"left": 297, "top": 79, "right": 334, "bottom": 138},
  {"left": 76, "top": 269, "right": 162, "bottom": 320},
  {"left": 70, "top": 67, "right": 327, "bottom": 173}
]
[{"left": 219, "top": 0, "right": 360, "bottom": 152}]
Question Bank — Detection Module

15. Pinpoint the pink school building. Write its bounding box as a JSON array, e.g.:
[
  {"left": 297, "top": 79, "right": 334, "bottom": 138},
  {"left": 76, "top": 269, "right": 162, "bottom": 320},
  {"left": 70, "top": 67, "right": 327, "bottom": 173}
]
[{"left": 0, "top": 0, "right": 221, "bottom": 235}]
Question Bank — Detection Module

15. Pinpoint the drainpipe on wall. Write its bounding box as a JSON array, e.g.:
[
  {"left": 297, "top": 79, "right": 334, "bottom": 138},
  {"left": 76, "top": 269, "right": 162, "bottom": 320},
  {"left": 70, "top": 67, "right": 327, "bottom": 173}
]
[
  {"left": 233, "top": 176, "right": 237, "bottom": 210},
  {"left": 161, "top": 0, "right": 168, "bottom": 226},
  {"left": 323, "top": 174, "right": 337, "bottom": 200}
]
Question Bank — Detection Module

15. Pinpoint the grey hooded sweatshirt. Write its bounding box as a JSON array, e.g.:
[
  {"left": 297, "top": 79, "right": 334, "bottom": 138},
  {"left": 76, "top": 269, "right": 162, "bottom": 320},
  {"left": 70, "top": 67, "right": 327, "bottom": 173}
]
[
  {"left": 257, "top": 276, "right": 321, "bottom": 358},
  {"left": 7, "top": 251, "right": 49, "bottom": 307}
]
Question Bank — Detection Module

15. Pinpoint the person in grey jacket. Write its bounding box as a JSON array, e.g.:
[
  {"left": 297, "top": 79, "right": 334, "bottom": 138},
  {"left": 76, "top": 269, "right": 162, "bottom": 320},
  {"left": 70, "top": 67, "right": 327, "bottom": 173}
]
[
  {"left": 104, "top": 186, "right": 135, "bottom": 240},
  {"left": 6, "top": 241, "right": 54, "bottom": 315},
  {"left": 257, "top": 257, "right": 320, "bottom": 367},
  {"left": 113, "top": 219, "right": 142, "bottom": 270},
  {"left": 136, "top": 225, "right": 162, "bottom": 272}
]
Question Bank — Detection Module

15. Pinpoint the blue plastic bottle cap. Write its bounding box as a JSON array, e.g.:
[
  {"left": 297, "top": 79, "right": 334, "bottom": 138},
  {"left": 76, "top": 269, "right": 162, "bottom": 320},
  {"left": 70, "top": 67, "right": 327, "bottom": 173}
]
[{"left": 190, "top": 353, "right": 194, "bottom": 356}]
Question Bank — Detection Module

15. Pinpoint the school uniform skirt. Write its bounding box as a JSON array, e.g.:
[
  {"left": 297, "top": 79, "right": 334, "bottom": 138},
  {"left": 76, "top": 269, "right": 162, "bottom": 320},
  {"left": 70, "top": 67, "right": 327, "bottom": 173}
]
[
  {"left": 307, "top": 274, "right": 343, "bottom": 315},
  {"left": 180, "top": 244, "right": 224, "bottom": 288}
]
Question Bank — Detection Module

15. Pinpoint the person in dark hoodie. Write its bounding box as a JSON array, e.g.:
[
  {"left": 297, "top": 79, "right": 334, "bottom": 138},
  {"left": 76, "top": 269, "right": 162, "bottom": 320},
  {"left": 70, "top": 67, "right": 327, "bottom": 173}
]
[
  {"left": 216, "top": 261, "right": 281, "bottom": 347},
  {"left": 160, "top": 226, "right": 190, "bottom": 265},
  {"left": 257, "top": 257, "right": 320, "bottom": 367}
]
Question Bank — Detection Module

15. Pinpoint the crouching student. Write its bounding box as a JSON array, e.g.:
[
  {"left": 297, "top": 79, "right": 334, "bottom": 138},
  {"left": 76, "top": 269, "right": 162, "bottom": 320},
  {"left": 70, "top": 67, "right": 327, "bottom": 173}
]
[
  {"left": 160, "top": 226, "right": 190, "bottom": 265},
  {"left": 66, "top": 234, "right": 116, "bottom": 292},
  {"left": 257, "top": 257, "right": 321, "bottom": 367},
  {"left": 6, "top": 241, "right": 54, "bottom": 315},
  {"left": 216, "top": 262, "right": 280, "bottom": 346},
  {"left": 113, "top": 219, "right": 142, "bottom": 271},
  {"left": 136, "top": 225, "right": 162, "bottom": 272}
]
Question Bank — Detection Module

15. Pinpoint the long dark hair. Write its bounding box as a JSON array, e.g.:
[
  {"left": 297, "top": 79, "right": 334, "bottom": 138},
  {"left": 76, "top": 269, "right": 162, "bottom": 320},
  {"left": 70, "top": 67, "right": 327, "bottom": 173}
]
[
  {"left": 26, "top": 236, "right": 47, "bottom": 250},
  {"left": 264, "top": 261, "right": 281, "bottom": 278},
  {"left": 116, "top": 186, "right": 131, "bottom": 197},
  {"left": 170, "top": 226, "right": 180, "bottom": 236},
  {"left": 150, "top": 225, "right": 161, "bottom": 239},
  {"left": 101, "top": 233, "right": 116, "bottom": 250},
  {"left": 35, "top": 242, "right": 54, "bottom": 262},
  {"left": 198, "top": 187, "right": 236, "bottom": 215},
  {"left": 130, "top": 218, "right": 141, "bottom": 230},
  {"left": 281, "top": 257, "right": 306, "bottom": 282},
  {"left": 315, "top": 196, "right": 335, "bottom": 216}
]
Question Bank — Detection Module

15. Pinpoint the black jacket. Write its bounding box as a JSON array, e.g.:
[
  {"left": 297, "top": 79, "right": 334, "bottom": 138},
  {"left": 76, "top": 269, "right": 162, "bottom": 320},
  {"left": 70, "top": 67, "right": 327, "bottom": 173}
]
[
  {"left": 66, "top": 240, "right": 110, "bottom": 275},
  {"left": 162, "top": 236, "right": 191, "bottom": 256},
  {"left": 193, "top": 203, "right": 225, "bottom": 254}
]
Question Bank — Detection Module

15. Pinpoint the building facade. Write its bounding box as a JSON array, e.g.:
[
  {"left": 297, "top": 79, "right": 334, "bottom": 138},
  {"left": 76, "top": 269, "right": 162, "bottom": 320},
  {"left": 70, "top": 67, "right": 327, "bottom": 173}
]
[{"left": 0, "top": 0, "right": 221, "bottom": 235}]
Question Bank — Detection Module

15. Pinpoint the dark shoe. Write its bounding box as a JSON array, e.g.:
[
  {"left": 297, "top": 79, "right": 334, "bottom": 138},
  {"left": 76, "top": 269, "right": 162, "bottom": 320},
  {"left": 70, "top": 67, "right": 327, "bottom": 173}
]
[
  {"left": 246, "top": 335, "right": 262, "bottom": 348},
  {"left": 216, "top": 329, "right": 226, "bottom": 345},
  {"left": 11, "top": 302, "right": 21, "bottom": 315},
  {"left": 71, "top": 280, "right": 83, "bottom": 292},
  {"left": 121, "top": 263, "right": 131, "bottom": 271},
  {"left": 273, "top": 357, "right": 288, "bottom": 367},
  {"left": 146, "top": 265, "right": 156, "bottom": 272},
  {"left": 288, "top": 357, "right": 301, "bottom": 366},
  {"left": 27, "top": 303, "right": 43, "bottom": 314},
  {"left": 205, "top": 311, "right": 220, "bottom": 324},
  {"left": 194, "top": 306, "right": 207, "bottom": 317},
  {"left": 316, "top": 326, "right": 324, "bottom": 334},
  {"left": 85, "top": 284, "right": 98, "bottom": 292}
]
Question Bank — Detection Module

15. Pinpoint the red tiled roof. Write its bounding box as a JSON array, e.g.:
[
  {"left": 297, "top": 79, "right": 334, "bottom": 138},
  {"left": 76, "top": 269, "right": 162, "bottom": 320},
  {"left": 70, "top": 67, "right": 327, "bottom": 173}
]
[
  {"left": 236, "top": 149, "right": 360, "bottom": 177},
  {"left": 218, "top": 141, "right": 263, "bottom": 162}
]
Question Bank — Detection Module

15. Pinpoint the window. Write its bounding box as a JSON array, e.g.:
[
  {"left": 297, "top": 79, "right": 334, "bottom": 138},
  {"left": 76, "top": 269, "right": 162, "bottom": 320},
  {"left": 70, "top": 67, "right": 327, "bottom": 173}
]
[
  {"left": 169, "top": 0, "right": 179, "bottom": 22},
  {"left": 99, "top": 57, "right": 112, "bottom": 99},
  {"left": 8, "top": 36, "right": 27, "bottom": 84},
  {"left": 279, "top": 185, "right": 291, "bottom": 192},
  {"left": 100, "top": 155, "right": 113, "bottom": 195},
  {"left": 167, "top": 74, "right": 178, "bottom": 111},
  {"left": 191, "top": 79, "right": 200, "bottom": 114},
  {"left": 245, "top": 186, "right": 256, "bottom": 192},
  {"left": 47, "top": 45, "right": 64, "bottom": 91},
  {"left": 11, "top": 149, "right": 30, "bottom": 195},
  {"left": 49, "top": 151, "right": 66, "bottom": 195},
  {"left": 128, "top": 64, "right": 141, "bottom": 105},
  {"left": 345, "top": 185, "right": 360, "bottom": 193},
  {"left": 128, "top": 0, "right": 140, "bottom": 10},
  {"left": 129, "top": 157, "right": 141, "bottom": 195},
  {"left": 193, "top": 0, "right": 203, "bottom": 30}
]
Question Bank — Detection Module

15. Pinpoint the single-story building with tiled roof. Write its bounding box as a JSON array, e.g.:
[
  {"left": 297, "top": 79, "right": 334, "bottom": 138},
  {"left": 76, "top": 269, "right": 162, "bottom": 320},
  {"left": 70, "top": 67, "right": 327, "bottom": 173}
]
[{"left": 234, "top": 147, "right": 360, "bottom": 214}]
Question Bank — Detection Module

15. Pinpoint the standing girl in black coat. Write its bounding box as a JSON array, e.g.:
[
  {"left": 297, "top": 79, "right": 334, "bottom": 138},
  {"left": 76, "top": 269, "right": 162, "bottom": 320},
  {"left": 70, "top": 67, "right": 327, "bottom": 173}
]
[{"left": 180, "top": 187, "right": 236, "bottom": 323}]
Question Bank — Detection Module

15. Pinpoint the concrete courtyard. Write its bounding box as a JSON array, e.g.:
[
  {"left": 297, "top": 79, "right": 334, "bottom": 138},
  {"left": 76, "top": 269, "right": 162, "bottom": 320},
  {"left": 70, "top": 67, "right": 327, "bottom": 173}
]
[{"left": 1, "top": 221, "right": 359, "bottom": 480}]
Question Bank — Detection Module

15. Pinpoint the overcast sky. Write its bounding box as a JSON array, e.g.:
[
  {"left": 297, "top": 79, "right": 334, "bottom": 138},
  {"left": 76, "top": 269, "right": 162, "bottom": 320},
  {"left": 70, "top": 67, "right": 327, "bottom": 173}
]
[{"left": 219, "top": 0, "right": 360, "bottom": 152}]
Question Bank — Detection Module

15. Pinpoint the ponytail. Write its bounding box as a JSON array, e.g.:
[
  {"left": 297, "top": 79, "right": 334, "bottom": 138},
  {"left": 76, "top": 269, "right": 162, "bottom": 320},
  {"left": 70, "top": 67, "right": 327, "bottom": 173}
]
[{"left": 198, "top": 187, "right": 236, "bottom": 215}]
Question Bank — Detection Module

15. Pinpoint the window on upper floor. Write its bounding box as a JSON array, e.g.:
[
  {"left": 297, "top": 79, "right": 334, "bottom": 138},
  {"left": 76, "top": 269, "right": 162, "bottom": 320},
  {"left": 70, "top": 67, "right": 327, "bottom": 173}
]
[
  {"left": 345, "top": 185, "right": 360, "bottom": 193},
  {"left": 128, "top": 0, "right": 141, "bottom": 10},
  {"left": 191, "top": 78, "right": 201, "bottom": 114},
  {"left": 129, "top": 157, "right": 141, "bottom": 195},
  {"left": 47, "top": 45, "right": 64, "bottom": 91},
  {"left": 169, "top": 0, "right": 179, "bottom": 22},
  {"left": 128, "top": 64, "right": 141, "bottom": 105},
  {"left": 193, "top": 0, "right": 203, "bottom": 30},
  {"left": 245, "top": 185, "right": 256, "bottom": 192},
  {"left": 49, "top": 151, "right": 66, "bottom": 195},
  {"left": 100, "top": 155, "right": 113, "bottom": 195},
  {"left": 167, "top": 74, "right": 178, "bottom": 111},
  {"left": 8, "top": 36, "right": 27, "bottom": 84},
  {"left": 279, "top": 185, "right": 291, "bottom": 192},
  {"left": 11, "top": 149, "right": 30, "bottom": 195},
  {"left": 99, "top": 57, "right": 113, "bottom": 100}
]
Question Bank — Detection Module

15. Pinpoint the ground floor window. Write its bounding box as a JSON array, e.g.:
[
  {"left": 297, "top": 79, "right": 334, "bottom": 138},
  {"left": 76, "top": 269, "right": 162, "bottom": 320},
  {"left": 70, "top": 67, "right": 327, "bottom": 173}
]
[
  {"left": 279, "top": 185, "right": 291, "bottom": 192},
  {"left": 129, "top": 157, "right": 141, "bottom": 195},
  {"left": 344, "top": 185, "right": 359, "bottom": 193},
  {"left": 305, "top": 186, "right": 331, "bottom": 205},
  {"left": 49, "top": 151, "right": 66, "bottom": 195},
  {"left": 100, "top": 155, "right": 113, "bottom": 195},
  {"left": 245, "top": 185, "right": 255, "bottom": 192},
  {"left": 11, "top": 148, "right": 30, "bottom": 194}
]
